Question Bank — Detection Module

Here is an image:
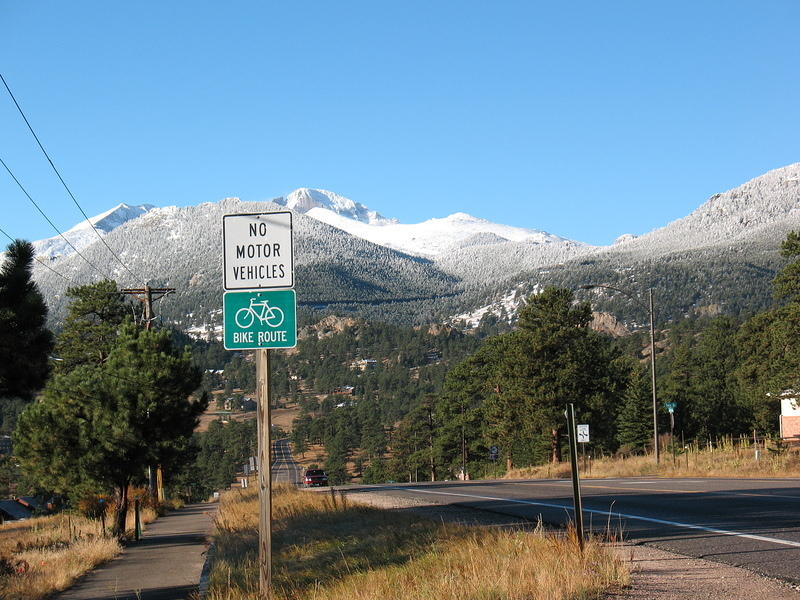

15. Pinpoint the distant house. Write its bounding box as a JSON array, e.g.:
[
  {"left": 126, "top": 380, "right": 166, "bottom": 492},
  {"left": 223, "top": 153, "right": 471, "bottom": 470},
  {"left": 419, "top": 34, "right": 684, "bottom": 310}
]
[
  {"left": 780, "top": 391, "right": 800, "bottom": 443},
  {"left": 350, "top": 358, "right": 378, "bottom": 371},
  {"left": 0, "top": 499, "right": 33, "bottom": 522},
  {"left": 425, "top": 349, "right": 442, "bottom": 363},
  {"left": 332, "top": 386, "right": 355, "bottom": 396},
  {"left": 17, "top": 496, "right": 51, "bottom": 513}
]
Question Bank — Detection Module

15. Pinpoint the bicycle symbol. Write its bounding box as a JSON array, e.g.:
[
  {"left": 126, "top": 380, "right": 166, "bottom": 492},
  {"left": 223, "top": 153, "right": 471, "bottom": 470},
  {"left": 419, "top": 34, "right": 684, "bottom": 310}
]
[{"left": 235, "top": 298, "right": 285, "bottom": 329}]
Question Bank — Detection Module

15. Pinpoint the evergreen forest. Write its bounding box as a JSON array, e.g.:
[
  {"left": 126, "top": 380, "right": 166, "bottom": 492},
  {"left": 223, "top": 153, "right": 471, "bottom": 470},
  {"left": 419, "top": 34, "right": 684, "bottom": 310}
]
[{"left": 1, "top": 231, "right": 799, "bottom": 518}]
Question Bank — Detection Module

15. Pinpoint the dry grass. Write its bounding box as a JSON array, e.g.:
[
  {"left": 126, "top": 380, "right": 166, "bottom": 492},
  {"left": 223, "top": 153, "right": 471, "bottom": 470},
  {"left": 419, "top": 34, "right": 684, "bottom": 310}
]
[
  {"left": 271, "top": 402, "right": 301, "bottom": 432},
  {"left": 207, "top": 485, "right": 628, "bottom": 600},
  {"left": 506, "top": 441, "right": 800, "bottom": 480},
  {"left": 0, "top": 501, "right": 159, "bottom": 600},
  {"left": 196, "top": 408, "right": 256, "bottom": 433},
  {"left": 0, "top": 534, "right": 120, "bottom": 599},
  {"left": 0, "top": 513, "right": 118, "bottom": 599},
  {"left": 292, "top": 443, "right": 328, "bottom": 471}
]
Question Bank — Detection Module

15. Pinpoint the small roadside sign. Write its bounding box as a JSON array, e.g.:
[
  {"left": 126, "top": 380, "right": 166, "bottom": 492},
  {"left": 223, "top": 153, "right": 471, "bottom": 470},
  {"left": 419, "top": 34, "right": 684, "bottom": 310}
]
[
  {"left": 665, "top": 401, "right": 677, "bottom": 414},
  {"left": 577, "top": 424, "right": 590, "bottom": 443},
  {"left": 489, "top": 446, "right": 499, "bottom": 460},
  {"left": 223, "top": 212, "right": 293, "bottom": 290},
  {"left": 223, "top": 289, "right": 297, "bottom": 350}
]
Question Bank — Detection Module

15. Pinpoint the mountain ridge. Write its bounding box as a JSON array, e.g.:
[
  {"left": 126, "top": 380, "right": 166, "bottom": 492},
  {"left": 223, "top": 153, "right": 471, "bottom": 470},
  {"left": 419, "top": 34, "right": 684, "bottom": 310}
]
[
  {"left": 32, "top": 203, "right": 155, "bottom": 260},
  {"left": 25, "top": 162, "right": 800, "bottom": 334}
]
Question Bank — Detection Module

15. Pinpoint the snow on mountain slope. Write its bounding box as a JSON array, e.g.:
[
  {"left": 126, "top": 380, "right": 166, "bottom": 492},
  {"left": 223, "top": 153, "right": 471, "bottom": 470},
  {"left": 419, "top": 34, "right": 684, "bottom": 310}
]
[
  {"left": 297, "top": 194, "right": 575, "bottom": 258},
  {"left": 601, "top": 163, "right": 800, "bottom": 257},
  {"left": 450, "top": 284, "right": 530, "bottom": 328},
  {"left": 33, "top": 196, "right": 459, "bottom": 329},
  {"left": 436, "top": 238, "right": 596, "bottom": 281},
  {"left": 33, "top": 203, "right": 155, "bottom": 260},
  {"left": 277, "top": 188, "right": 395, "bottom": 225}
]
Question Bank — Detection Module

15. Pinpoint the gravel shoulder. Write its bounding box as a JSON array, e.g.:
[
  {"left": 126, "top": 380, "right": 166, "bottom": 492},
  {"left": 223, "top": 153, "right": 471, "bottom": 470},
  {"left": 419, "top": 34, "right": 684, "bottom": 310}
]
[{"left": 340, "top": 489, "right": 800, "bottom": 600}]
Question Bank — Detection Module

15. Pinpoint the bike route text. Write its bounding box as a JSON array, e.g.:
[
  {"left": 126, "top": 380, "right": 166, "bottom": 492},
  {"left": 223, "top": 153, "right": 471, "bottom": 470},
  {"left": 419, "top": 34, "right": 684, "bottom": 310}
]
[{"left": 233, "top": 331, "right": 289, "bottom": 344}]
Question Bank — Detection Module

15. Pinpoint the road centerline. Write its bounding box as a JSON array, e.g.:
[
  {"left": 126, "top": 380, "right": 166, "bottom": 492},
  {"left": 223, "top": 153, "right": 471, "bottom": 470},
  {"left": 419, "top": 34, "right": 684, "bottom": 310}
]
[
  {"left": 516, "top": 479, "right": 800, "bottom": 500},
  {"left": 385, "top": 486, "right": 800, "bottom": 549}
]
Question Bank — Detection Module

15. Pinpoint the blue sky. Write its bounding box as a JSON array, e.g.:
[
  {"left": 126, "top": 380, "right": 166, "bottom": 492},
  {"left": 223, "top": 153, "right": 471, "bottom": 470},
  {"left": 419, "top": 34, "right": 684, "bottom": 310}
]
[{"left": 1, "top": 1, "right": 798, "bottom": 246}]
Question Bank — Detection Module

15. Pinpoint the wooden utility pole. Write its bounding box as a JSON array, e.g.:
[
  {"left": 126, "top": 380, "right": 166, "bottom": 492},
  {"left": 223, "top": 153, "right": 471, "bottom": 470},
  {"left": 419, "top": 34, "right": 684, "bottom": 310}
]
[
  {"left": 120, "top": 285, "right": 176, "bottom": 498},
  {"left": 256, "top": 348, "right": 273, "bottom": 598},
  {"left": 120, "top": 285, "right": 175, "bottom": 330}
]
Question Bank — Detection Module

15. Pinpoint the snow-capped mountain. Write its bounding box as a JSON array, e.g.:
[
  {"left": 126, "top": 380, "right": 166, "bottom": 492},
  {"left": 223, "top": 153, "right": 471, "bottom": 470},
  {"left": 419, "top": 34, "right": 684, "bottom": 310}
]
[
  {"left": 279, "top": 188, "right": 576, "bottom": 258},
  {"left": 276, "top": 188, "right": 395, "bottom": 226},
  {"left": 600, "top": 163, "right": 800, "bottom": 258},
  {"left": 32, "top": 198, "right": 459, "bottom": 329},
  {"left": 25, "top": 163, "right": 800, "bottom": 332},
  {"left": 33, "top": 203, "right": 155, "bottom": 260},
  {"left": 469, "top": 162, "right": 800, "bottom": 328}
]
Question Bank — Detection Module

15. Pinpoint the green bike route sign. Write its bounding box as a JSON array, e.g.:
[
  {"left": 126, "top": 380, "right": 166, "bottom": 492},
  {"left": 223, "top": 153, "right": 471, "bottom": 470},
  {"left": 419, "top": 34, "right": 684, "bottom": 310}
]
[{"left": 223, "top": 289, "right": 297, "bottom": 350}]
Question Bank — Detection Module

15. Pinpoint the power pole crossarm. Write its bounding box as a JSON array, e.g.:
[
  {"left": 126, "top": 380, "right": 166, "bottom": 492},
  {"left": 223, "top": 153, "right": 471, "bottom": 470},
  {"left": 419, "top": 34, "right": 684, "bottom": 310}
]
[{"left": 120, "top": 287, "right": 175, "bottom": 330}]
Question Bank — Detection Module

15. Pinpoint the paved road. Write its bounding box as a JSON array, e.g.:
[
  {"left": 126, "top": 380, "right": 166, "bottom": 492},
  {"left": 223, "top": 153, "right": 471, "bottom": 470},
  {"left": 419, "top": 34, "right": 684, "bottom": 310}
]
[
  {"left": 56, "top": 503, "right": 215, "bottom": 600},
  {"left": 343, "top": 477, "right": 800, "bottom": 584},
  {"left": 272, "top": 438, "right": 302, "bottom": 485}
]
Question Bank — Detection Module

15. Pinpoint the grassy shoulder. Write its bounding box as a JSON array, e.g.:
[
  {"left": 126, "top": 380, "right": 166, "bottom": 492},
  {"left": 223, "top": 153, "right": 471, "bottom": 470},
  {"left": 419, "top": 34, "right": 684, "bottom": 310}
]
[
  {"left": 0, "top": 501, "right": 160, "bottom": 600},
  {"left": 507, "top": 441, "right": 800, "bottom": 480},
  {"left": 208, "top": 485, "right": 628, "bottom": 600}
]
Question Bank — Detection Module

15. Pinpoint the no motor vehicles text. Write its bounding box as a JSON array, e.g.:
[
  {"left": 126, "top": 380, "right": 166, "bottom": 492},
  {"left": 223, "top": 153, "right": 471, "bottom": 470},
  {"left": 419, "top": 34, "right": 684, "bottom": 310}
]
[
  {"left": 232, "top": 264, "right": 286, "bottom": 280},
  {"left": 236, "top": 243, "right": 281, "bottom": 259}
]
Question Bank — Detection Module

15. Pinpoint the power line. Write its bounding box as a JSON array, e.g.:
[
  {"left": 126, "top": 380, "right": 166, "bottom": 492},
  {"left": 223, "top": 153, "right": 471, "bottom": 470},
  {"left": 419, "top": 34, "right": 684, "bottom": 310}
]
[
  {"left": 0, "top": 224, "right": 75, "bottom": 285},
  {"left": 0, "top": 156, "right": 113, "bottom": 281},
  {"left": 0, "top": 72, "right": 146, "bottom": 286}
]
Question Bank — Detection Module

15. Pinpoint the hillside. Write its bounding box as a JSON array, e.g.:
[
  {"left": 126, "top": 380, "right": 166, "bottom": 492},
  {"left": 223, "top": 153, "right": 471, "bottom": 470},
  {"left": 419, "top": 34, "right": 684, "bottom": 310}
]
[
  {"left": 33, "top": 198, "right": 460, "bottom": 330},
  {"left": 29, "top": 163, "right": 800, "bottom": 333},
  {"left": 456, "top": 164, "right": 800, "bottom": 328}
]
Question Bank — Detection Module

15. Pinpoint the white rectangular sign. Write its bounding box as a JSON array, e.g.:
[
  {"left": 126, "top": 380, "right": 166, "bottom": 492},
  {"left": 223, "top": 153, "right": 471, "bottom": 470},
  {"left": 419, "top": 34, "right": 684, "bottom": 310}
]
[
  {"left": 577, "top": 424, "right": 590, "bottom": 443},
  {"left": 223, "top": 212, "right": 293, "bottom": 290}
]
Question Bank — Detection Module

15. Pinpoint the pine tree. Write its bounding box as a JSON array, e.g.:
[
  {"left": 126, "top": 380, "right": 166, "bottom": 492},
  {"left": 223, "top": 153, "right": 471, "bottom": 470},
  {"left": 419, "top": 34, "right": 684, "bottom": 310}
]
[
  {"left": 688, "top": 316, "right": 746, "bottom": 439},
  {"left": 53, "top": 279, "right": 127, "bottom": 371},
  {"left": 736, "top": 232, "right": 800, "bottom": 432},
  {"left": 324, "top": 430, "right": 350, "bottom": 485},
  {"left": 616, "top": 363, "right": 653, "bottom": 452},
  {"left": 773, "top": 231, "right": 800, "bottom": 303},
  {"left": 0, "top": 240, "right": 53, "bottom": 415},
  {"left": 499, "top": 288, "right": 626, "bottom": 463},
  {"left": 436, "top": 343, "right": 497, "bottom": 477},
  {"left": 15, "top": 320, "right": 206, "bottom": 536}
]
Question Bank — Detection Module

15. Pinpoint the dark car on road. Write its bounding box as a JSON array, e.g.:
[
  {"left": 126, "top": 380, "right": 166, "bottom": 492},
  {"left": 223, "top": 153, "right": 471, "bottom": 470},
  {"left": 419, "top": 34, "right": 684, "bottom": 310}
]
[{"left": 303, "top": 469, "right": 328, "bottom": 487}]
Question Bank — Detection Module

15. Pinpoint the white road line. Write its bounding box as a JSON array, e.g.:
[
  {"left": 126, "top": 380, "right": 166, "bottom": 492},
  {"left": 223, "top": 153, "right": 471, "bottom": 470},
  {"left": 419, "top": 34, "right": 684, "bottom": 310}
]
[
  {"left": 388, "top": 487, "right": 800, "bottom": 549},
  {"left": 518, "top": 479, "right": 800, "bottom": 501}
]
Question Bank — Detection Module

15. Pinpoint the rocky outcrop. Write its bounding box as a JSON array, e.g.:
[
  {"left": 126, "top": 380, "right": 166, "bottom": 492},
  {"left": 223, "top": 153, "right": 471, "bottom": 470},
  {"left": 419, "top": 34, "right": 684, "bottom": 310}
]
[
  {"left": 590, "top": 311, "right": 630, "bottom": 337},
  {"left": 298, "top": 315, "right": 359, "bottom": 340}
]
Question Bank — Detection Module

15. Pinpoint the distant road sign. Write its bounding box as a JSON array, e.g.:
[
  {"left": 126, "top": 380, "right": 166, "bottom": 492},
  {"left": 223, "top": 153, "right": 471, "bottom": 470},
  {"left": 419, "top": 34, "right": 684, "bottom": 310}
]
[
  {"left": 224, "top": 290, "right": 296, "bottom": 350},
  {"left": 577, "top": 424, "right": 590, "bottom": 443},
  {"left": 223, "top": 212, "right": 293, "bottom": 290},
  {"left": 665, "top": 401, "right": 677, "bottom": 414}
]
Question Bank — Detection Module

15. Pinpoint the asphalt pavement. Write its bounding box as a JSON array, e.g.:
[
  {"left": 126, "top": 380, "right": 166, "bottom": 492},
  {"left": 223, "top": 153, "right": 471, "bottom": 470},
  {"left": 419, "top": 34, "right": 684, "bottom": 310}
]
[
  {"left": 55, "top": 503, "right": 216, "bottom": 600},
  {"left": 342, "top": 477, "right": 800, "bottom": 584},
  {"left": 272, "top": 438, "right": 302, "bottom": 485}
]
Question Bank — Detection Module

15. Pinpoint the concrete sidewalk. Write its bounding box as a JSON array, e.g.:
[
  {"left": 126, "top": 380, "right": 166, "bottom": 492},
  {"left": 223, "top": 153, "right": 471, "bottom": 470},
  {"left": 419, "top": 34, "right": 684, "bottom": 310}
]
[{"left": 56, "top": 503, "right": 216, "bottom": 600}]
